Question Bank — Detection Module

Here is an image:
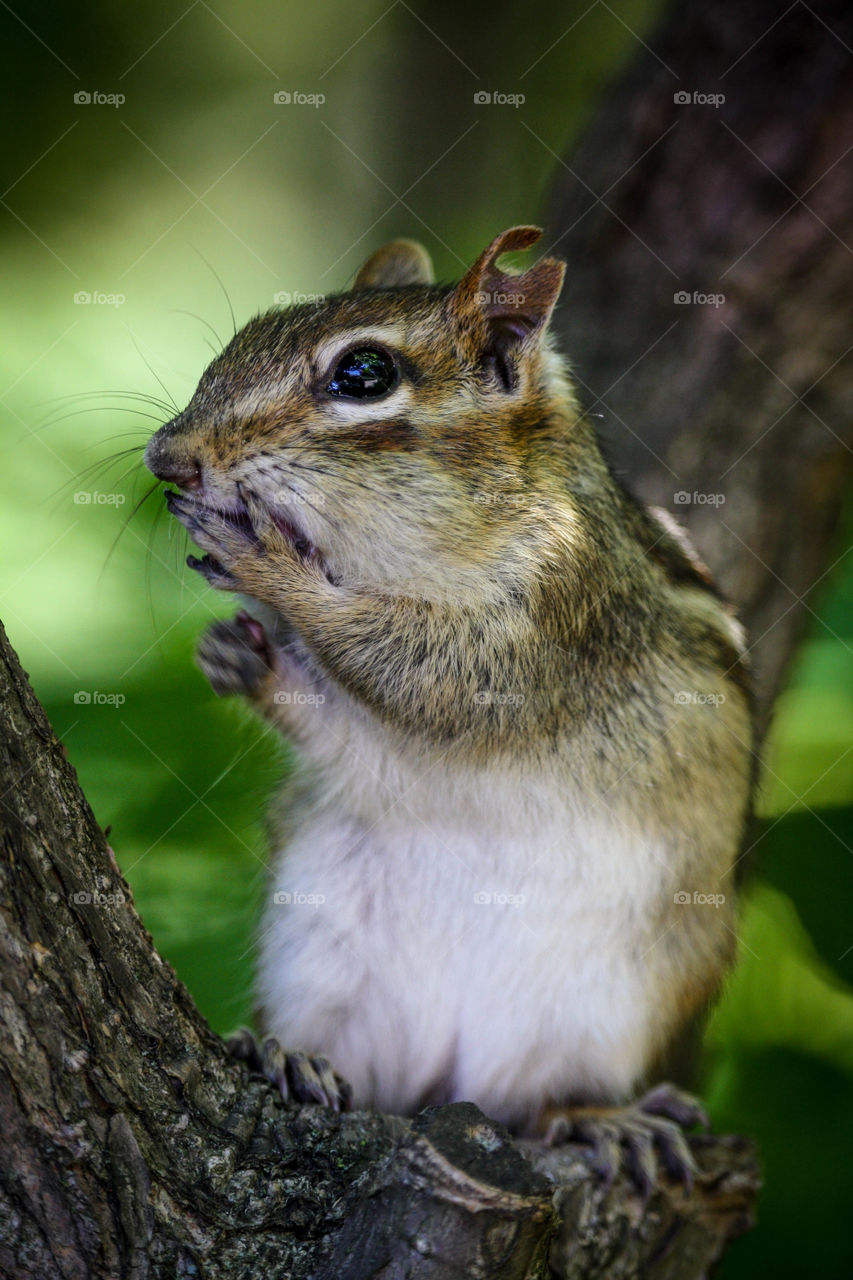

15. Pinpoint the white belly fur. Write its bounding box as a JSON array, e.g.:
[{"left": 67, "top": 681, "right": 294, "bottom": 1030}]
[{"left": 257, "top": 751, "right": 683, "bottom": 1130}]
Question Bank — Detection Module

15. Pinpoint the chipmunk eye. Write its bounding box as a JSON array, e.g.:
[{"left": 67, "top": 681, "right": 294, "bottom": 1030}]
[{"left": 326, "top": 347, "right": 398, "bottom": 399}]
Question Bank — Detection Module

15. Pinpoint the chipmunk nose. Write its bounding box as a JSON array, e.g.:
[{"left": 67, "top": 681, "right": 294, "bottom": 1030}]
[
  {"left": 144, "top": 433, "right": 203, "bottom": 490},
  {"left": 154, "top": 458, "right": 203, "bottom": 490}
]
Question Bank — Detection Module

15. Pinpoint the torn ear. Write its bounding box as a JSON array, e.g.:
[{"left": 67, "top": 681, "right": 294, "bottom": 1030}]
[
  {"left": 449, "top": 226, "right": 565, "bottom": 386},
  {"left": 353, "top": 239, "right": 435, "bottom": 289}
]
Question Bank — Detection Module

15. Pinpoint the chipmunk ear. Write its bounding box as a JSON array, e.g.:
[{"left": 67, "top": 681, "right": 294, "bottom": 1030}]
[
  {"left": 353, "top": 239, "right": 435, "bottom": 288},
  {"left": 449, "top": 226, "right": 565, "bottom": 383}
]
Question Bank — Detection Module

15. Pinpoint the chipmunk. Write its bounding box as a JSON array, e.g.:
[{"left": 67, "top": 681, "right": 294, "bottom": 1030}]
[{"left": 144, "top": 227, "right": 753, "bottom": 1190}]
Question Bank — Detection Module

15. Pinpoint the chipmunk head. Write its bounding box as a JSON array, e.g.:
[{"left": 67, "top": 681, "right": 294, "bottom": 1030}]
[{"left": 145, "top": 227, "right": 567, "bottom": 598}]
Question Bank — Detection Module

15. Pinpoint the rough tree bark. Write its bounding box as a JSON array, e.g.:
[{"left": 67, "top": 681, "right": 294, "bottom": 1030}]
[
  {"left": 5, "top": 0, "right": 852, "bottom": 1273},
  {"left": 547, "top": 0, "right": 853, "bottom": 733},
  {"left": 0, "top": 621, "right": 758, "bottom": 1276}
]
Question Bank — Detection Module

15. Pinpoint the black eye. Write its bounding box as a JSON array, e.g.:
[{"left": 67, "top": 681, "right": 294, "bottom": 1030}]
[{"left": 326, "top": 347, "right": 398, "bottom": 399}]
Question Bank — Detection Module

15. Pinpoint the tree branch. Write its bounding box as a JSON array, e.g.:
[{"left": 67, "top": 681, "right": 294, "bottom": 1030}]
[
  {"left": 0, "top": 617, "right": 757, "bottom": 1277},
  {"left": 548, "top": 0, "right": 853, "bottom": 734}
]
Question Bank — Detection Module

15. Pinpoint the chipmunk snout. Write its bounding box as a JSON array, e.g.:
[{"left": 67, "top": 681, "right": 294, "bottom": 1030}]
[
  {"left": 144, "top": 431, "right": 203, "bottom": 490},
  {"left": 155, "top": 457, "right": 203, "bottom": 490}
]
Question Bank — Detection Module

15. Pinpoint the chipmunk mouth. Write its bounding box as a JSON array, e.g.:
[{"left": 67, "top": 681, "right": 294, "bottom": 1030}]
[{"left": 267, "top": 509, "right": 317, "bottom": 559}]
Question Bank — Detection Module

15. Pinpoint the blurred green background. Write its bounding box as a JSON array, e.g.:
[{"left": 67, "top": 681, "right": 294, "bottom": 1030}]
[{"left": 1, "top": 2, "right": 851, "bottom": 1276}]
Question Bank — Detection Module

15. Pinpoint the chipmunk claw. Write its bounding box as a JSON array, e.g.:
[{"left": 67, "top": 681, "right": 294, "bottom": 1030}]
[
  {"left": 187, "top": 553, "right": 238, "bottom": 590},
  {"left": 569, "top": 1118, "right": 623, "bottom": 1189},
  {"left": 543, "top": 1082, "right": 706, "bottom": 1198},
  {"left": 622, "top": 1123, "right": 659, "bottom": 1200},
  {"left": 227, "top": 1028, "right": 352, "bottom": 1113},
  {"left": 638, "top": 1081, "right": 710, "bottom": 1130}
]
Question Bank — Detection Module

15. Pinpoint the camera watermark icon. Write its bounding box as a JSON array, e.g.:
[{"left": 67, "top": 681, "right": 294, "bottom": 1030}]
[
  {"left": 475, "top": 691, "right": 525, "bottom": 707},
  {"left": 473, "top": 90, "right": 525, "bottom": 107},
  {"left": 273, "top": 290, "right": 326, "bottom": 305},
  {"left": 474, "top": 890, "right": 526, "bottom": 906},
  {"left": 74, "top": 491, "right": 126, "bottom": 505},
  {"left": 72, "top": 889, "right": 126, "bottom": 906},
  {"left": 474, "top": 289, "right": 526, "bottom": 307},
  {"left": 273, "top": 690, "right": 326, "bottom": 706},
  {"left": 674, "top": 691, "right": 727, "bottom": 707},
  {"left": 274, "top": 488, "right": 325, "bottom": 507},
  {"left": 673, "top": 290, "right": 725, "bottom": 307},
  {"left": 73, "top": 90, "right": 125, "bottom": 107},
  {"left": 273, "top": 90, "right": 325, "bottom": 107},
  {"left": 73, "top": 690, "right": 126, "bottom": 707},
  {"left": 473, "top": 491, "right": 525, "bottom": 507},
  {"left": 673, "top": 491, "right": 725, "bottom": 506},
  {"left": 273, "top": 890, "right": 326, "bottom": 907},
  {"left": 74, "top": 290, "right": 126, "bottom": 308},
  {"left": 673, "top": 91, "right": 725, "bottom": 108},
  {"left": 674, "top": 890, "right": 726, "bottom": 907}
]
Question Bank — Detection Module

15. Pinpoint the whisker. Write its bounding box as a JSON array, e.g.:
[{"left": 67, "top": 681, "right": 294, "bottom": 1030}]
[
  {"left": 123, "top": 330, "right": 181, "bottom": 415},
  {"left": 190, "top": 245, "right": 237, "bottom": 338},
  {"left": 35, "top": 389, "right": 177, "bottom": 416},
  {"left": 290, "top": 457, "right": 396, "bottom": 501},
  {"left": 83, "top": 431, "right": 151, "bottom": 448},
  {"left": 172, "top": 308, "right": 224, "bottom": 352},
  {"left": 49, "top": 447, "right": 146, "bottom": 506},
  {"left": 28, "top": 406, "right": 163, "bottom": 441},
  {"left": 98, "top": 479, "right": 162, "bottom": 585},
  {"left": 145, "top": 494, "right": 168, "bottom": 630}
]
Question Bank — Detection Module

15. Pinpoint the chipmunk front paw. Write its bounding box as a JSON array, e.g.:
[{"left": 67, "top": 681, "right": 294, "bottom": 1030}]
[
  {"left": 166, "top": 490, "right": 255, "bottom": 591},
  {"left": 542, "top": 1082, "right": 709, "bottom": 1199},
  {"left": 233, "top": 487, "right": 328, "bottom": 592},
  {"left": 227, "top": 1028, "right": 352, "bottom": 1112},
  {"left": 170, "top": 486, "right": 329, "bottom": 606},
  {"left": 196, "top": 610, "right": 273, "bottom": 697}
]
